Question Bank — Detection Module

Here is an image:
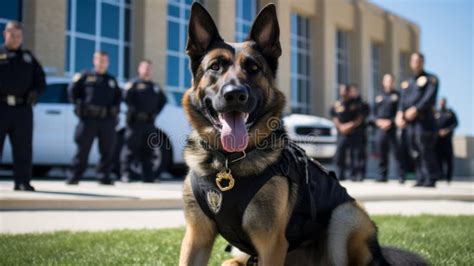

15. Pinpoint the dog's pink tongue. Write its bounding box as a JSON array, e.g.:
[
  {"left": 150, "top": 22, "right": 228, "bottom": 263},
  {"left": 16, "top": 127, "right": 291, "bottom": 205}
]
[{"left": 219, "top": 112, "right": 248, "bottom": 153}]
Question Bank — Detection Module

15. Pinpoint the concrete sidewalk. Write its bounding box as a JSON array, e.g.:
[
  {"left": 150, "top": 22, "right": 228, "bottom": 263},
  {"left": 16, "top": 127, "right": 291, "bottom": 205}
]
[
  {"left": 0, "top": 179, "right": 473, "bottom": 210},
  {"left": 1, "top": 179, "right": 473, "bottom": 233},
  {"left": 1, "top": 200, "right": 472, "bottom": 234}
]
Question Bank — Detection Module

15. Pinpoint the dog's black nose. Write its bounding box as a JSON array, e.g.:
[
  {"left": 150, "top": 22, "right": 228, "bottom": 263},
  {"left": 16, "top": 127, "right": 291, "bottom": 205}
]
[{"left": 222, "top": 85, "right": 249, "bottom": 105}]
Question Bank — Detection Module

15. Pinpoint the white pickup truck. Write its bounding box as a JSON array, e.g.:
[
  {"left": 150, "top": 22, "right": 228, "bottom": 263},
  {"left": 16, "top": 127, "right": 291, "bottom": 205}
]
[
  {"left": 0, "top": 77, "right": 192, "bottom": 178},
  {"left": 283, "top": 114, "right": 337, "bottom": 161}
]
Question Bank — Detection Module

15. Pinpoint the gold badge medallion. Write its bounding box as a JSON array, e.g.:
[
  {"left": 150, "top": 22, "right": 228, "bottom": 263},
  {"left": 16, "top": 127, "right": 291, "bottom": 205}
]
[
  {"left": 0, "top": 53, "right": 7, "bottom": 60},
  {"left": 401, "top": 81, "right": 409, "bottom": 90},
  {"left": 72, "top": 73, "right": 82, "bottom": 82},
  {"left": 416, "top": 76, "right": 427, "bottom": 87},
  {"left": 216, "top": 169, "right": 235, "bottom": 192}
]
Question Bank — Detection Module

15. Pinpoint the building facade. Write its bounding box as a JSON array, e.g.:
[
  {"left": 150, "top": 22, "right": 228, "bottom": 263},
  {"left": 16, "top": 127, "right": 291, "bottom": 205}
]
[{"left": 3, "top": 0, "right": 419, "bottom": 113}]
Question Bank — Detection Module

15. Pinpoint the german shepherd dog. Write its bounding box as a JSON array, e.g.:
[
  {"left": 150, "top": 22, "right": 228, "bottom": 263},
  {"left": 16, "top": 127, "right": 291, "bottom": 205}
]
[{"left": 179, "top": 3, "right": 427, "bottom": 266}]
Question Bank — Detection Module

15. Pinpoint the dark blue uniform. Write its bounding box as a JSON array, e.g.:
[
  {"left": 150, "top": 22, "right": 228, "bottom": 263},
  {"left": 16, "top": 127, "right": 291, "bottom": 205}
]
[
  {"left": 374, "top": 90, "right": 404, "bottom": 182},
  {"left": 0, "top": 45, "right": 46, "bottom": 190},
  {"left": 350, "top": 97, "right": 369, "bottom": 181},
  {"left": 120, "top": 78, "right": 167, "bottom": 182},
  {"left": 330, "top": 99, "right": 364, "bottom": 180},
  {"left": 67, "top": 71, "right": 121, "bottom": 184},
  {"left": 399, "top": 71, "right": 440, "bottom": 186},
  {"left": 435, "top": 107, "right": 458, "bottom": 182}
]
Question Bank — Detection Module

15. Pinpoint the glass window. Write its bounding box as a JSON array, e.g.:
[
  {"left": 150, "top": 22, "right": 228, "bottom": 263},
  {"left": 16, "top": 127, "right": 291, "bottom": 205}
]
[
  {"left": 336, "top": 30, "right": 350, "bottom": 92},
  {"left": 0, "top": 0, "right": 21, "bottom": 20},
  {"left": 66, "top": 0, "right": 131, "bottom": 82},
  {"left": 101, "top": 3, "right": 120, "bottom": 39},
  {"left": 76, "top": 0, "right": 96, "bottom": 35},
  {"left": 290, "top": 14, "right": 311, "bottom": 114},
  {"left": 0, "top": 0, "right": 22, "bottom": 44},
  {"left": 166, "top": 55, "right": 180, "bottom": 87},
  {"left": 166, "top": 0, "right": 204, "bottom": 106},
  {"left": 0, "top": 23, "right": 6, "bottom": 44},
  {"left": 75, "top": 38, "right": 95, "bottom": 72},
  {"left": 101, "top": 42, "right": 119, "bottom": 77},
  {"left": 370, "top": 42, "right": 382, "bottom": 103},
  {"left": 235, "top": 0, "right": 257, "bottom": 42},
  {"left": 167, "top": 21, "right": 180, "bottom": 51}
]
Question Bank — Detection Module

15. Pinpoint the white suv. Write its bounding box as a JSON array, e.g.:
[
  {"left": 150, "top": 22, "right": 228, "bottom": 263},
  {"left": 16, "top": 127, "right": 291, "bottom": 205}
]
[
  {"left": 283, "top": 114, "right": 337, "bottom": 161},
  {"left": 0, "top": 77, "right": 191, "bottom": 177}
]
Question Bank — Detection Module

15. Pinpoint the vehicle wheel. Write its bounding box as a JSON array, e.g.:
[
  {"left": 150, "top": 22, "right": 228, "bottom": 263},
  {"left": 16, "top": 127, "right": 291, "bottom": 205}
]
[
  {"left": 127, "top": 129, "right": 172, "bottom": 182},
  {"left": 33, "top": 166, "right": 52, "bottom": 177}
]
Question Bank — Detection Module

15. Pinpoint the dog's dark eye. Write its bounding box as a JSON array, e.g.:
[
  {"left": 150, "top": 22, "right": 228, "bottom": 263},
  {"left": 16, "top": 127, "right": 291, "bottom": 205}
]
[
  {"left": 246, "top": 62, "right": 260, "bottom": 74},
  {"left": 209, "top": 62, "right": 221, "bottom": 72}
]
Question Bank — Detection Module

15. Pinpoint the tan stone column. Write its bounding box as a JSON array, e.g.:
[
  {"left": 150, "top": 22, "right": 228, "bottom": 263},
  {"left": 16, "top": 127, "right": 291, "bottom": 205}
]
[
  {"left": 133, "top": 0, "right": 167, "bottom": 85},
  {"left": 22, "top": 0, "right": 66, "bottom": 76},
  {"left": 207, "top": 0, "right": 236, "bottom": 42}
]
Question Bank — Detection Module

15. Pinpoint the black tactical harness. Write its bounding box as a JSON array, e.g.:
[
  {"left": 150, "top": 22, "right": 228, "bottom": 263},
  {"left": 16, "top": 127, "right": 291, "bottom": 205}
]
[{"left": 191, "top": 139, "right": 354, "bottom": 257}]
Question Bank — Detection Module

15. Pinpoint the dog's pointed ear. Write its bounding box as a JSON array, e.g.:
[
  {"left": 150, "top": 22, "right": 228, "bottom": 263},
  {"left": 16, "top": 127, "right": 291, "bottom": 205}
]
[
  {"left": 186, "top": 2, "right": 222, "bottom": 56},
  {"left": 247, "top": 4, "right": 282, "bottom": 65}
]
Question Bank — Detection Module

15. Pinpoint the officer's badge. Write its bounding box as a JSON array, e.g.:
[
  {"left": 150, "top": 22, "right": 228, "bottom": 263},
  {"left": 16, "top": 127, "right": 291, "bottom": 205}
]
[
  {"left": 108, "top": 79, "right": 116, "bottom": 88},
  {"left": 23, "top": 53, "right": 32, "bottom": 63},
  {"left": 86, "top": 75, "right": 97, "bottom": 83},
  {"left": 375, "top": 95, "right": 383, "bottom": 103},
  {"left": 401, "top": 81, "right": 409, "bottom": 90},
  {"left": 72, "top": 73, "right": 82, "bottom": 82},
  {"left": 206, "top": 188, "right": 222, "bottom": 214},
  {"left": 0, "top": 53, "right": 7, "bottom": 60},
  {"left": 391, "top": 94, "right": 399, "bottom": 102},
  {"left": 416, "top": 76, "right": 427, "bottom": 87},
  {"left": 137, "top": 83, "right": 146, "bottom": 89},
  {"left": 435, "top": 112, "right": 441, "bottom": 119}
]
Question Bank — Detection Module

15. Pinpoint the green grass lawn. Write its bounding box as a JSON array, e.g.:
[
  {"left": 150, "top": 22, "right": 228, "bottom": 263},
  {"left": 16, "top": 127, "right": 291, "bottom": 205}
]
[{"left": 0, "top": 215, "right": 472, "bottom": 265}]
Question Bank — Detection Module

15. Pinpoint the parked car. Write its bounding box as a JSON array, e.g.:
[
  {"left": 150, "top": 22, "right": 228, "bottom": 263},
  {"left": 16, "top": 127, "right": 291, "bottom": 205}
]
[
  {"left": 283, "top": 114, "right": 337, "bottom": 161},
  {"left": 0, "top": 77, "right": 191, "bottom": 178}
]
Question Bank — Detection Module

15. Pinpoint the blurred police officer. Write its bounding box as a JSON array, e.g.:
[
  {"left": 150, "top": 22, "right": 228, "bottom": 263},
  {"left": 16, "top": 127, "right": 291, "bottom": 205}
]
[
  {"left": 120, "top": 60, "right": 167, "bottom": 183},
  {"left": 374, "top": 74, "right": 404, "bottom": 183},
  {"left": 67, "top": 51, "right": 121, "bottom": 185},
  {"left": 348, "top": 84, "right": 369, "bottom": 182},
  {"left": 396, "top": 52, "right": 440, "bottom": 187},
  {"left": 330, "top": 84, "right": 365, "bottom": 181},
  {"left": 0, "top": 21, "right": 46, "bottom": 191},
  {"left": 435, "top": 98, "right": 458, "bottom": 183}
]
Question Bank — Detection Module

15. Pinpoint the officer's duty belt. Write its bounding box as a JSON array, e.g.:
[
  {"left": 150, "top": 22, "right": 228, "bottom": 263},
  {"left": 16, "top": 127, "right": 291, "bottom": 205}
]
[
  {"left": 81, "top": 105, "right": 117, "bottom": 119},
  {"left": 128, "top": 111, "right": 155, "bottom": 123},
  {"left": 0, "top": 95, "right": 26, "bottom": 106}
]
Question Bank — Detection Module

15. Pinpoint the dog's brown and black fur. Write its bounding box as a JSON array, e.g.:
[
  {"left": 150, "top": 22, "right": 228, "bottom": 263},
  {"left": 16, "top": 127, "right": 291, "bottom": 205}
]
[{"left": 179, "top": 3, "right": 426, "bottom": 266}]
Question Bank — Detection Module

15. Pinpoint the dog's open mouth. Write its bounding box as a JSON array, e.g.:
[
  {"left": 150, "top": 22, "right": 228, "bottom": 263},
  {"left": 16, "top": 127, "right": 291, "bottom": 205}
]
[
  {"left": 219, "top": 112, "right": 249, "bottom": 153},
  {"left": 204, "top": 104, "right": 253, "bottom": 152}
]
